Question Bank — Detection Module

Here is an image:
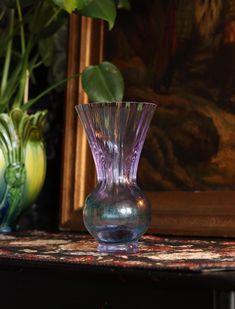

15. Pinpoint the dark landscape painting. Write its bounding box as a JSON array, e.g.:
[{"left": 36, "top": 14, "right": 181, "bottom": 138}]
[{"left": 107, "top": 0, "right": 235, "bottom": 191}]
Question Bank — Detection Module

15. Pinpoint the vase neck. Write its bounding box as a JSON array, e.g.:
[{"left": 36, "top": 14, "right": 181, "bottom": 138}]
[
  {"left": 94, "top": 137, "right": 140, "bottom": 184},
  {"left": 76, "top": 102, "right": 156, "bottom": 186}
]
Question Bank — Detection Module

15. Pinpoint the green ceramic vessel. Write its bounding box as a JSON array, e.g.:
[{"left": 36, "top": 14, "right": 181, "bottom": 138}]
[{"left": 0, "top": 108, "right": 47, "bottom": 232}]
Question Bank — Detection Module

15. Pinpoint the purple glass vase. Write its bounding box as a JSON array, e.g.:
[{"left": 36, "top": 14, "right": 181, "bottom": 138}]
[{"left": 76, "top": 102, "right": 156, "bottom": 253}]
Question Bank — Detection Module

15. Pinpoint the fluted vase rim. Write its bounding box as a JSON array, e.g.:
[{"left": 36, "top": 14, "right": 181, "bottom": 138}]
[{"left": 75, "top": 101, "right": 158, "bottom": 108}]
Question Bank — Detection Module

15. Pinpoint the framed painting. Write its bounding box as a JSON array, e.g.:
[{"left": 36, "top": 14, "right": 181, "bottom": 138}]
[{"left": 60, "top": 1, "right": 235, "bottom": 237}]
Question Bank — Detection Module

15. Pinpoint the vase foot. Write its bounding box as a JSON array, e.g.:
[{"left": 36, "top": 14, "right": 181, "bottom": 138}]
[{"left": 97, "top": 241, "right": 138, "bottom": 253}]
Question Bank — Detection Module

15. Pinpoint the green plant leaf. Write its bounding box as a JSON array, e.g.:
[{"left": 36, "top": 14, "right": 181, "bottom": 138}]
[
  {"left": 29, "top": 2, "right": 65, "bottom": 38},
  {"left": 38, "top": 11, "right": 67, "bottom": 39},
  {"left": 51, "top": 0, "right": 77, "bottom": 13},
  {"left": 0, "top": 63, "right": 22, "bottom": 112},
  {"left": 117, "top": 0, "right": 130, "bottom": 10},
  {"left": 75, "top": 0, "right": 94, "bottom": 10},
  {"left": 81, "top": 61, "right": 124, "bottom": 102},
  {"left": 79, "top": 0, "right": 116, "bottom": 30},
  {"left": 38, "top": 37, "right": 54, "bottom": 67}
]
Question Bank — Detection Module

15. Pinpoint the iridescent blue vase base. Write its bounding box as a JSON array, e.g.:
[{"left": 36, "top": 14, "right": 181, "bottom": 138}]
[
  {"left": 97, "top": 241, "right": 138, "bottom": 253},
  {"left": 0, "top": 226, "right": 12, "bottom": 234}
]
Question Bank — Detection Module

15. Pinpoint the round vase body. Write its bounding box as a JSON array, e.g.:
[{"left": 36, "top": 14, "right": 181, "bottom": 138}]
[
  {"left": 84, "top": 183, "right": 151, "bottom": 245},
  {"left": 0, "top": 109, "right": 47, "bottom": 232},
  {"left": 76, "top": 102, "right": 156, "bottom": 252}
]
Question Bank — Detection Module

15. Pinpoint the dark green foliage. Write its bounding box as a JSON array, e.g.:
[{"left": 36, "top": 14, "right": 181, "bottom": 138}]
[{"left": 82, "top": 62, "right": 124, "bottom": 102}]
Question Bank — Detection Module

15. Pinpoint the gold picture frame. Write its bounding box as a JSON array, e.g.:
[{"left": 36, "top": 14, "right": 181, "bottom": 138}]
[{"left": 59, "top": 14, "right": 235, "bottom": 237}]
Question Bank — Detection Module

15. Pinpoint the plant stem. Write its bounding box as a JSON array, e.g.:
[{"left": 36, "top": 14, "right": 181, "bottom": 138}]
[
  {"left": 45, "top": 7, "right": 61, "bottom": 28},
  {"left": 16, "top": 0, "right": 26, "bottom": 54},
  {"left": 23, "top": 70, "right": 29, "bottom": 103},
  {"left": 0, "top": 10, "right": 14, "bottom": 98},
  {"left": 14, "top": 1, "right": 42, "bottom": 108},
  {"left": 13, "top": 48, "right": 30, "bottom": 108},
  {"left": 0, "top": 7, "right": 6, "bottom": 21},
  {"left": 22, "top": 73, "right": 80, "bottom": 111},
  {"left": 12, "top": 0, "right": 29, "bottom": 108}
]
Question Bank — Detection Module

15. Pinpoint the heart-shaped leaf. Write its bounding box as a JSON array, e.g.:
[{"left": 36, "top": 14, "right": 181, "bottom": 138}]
[
  {"left": 79, "top": 0, "right": 116, "bottom": 30},
  {"left": 52, "top": 0, "right": 116, "bottom": 29},
  {"left": 75, "top": 0, "right": 94, "bottom": 10},
  {"left": 82, "top": 61, "right": 124, "bottom": 102}
]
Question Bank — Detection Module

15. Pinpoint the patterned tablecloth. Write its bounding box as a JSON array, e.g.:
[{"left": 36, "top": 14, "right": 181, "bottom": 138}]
[{"left": 0, "top": 231, "right": 234, "bottom": 272}]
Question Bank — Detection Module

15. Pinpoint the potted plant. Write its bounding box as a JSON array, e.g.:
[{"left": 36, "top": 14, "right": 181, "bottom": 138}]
[{"left": 0, "top": 0, "right": 126, "bottom": 233}]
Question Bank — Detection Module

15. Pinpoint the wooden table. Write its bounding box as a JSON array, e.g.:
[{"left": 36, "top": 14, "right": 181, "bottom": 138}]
[{"left": 0, "top": 231, "right": 234, "bottom": 309}]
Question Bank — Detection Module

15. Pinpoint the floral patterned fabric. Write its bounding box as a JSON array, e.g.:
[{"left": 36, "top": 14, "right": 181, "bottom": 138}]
[{"left": 0, "top": 231, "right": 234, "bottom": 272}]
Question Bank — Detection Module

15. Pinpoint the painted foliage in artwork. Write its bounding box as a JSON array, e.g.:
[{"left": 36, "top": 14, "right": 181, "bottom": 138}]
[{"left": 108, "top": 0, "right": 235, "bottom": 191}]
